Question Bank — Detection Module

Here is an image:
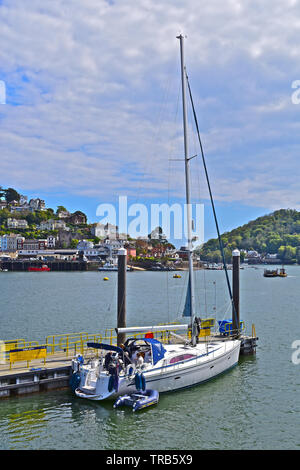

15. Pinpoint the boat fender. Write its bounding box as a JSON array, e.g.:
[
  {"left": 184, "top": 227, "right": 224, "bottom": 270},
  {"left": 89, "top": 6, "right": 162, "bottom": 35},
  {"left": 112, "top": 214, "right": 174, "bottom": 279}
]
[
  {"left": 141, "top": 373, "right": 146, "bottom": 391},
  {"left": 69, "top": 372, "right": 81, "bottom": 392},
  {"left": 77, "top": 354, "right": 84, "bottom": 365},
  {"left": 114, "top": 373, "right": 119, "bottom": 392},
  {"left": 135, "top": 372, "right": 142, "bottom": 391},
  {"left": 126, "top": 364, "right": 135, "bottom": 377}
]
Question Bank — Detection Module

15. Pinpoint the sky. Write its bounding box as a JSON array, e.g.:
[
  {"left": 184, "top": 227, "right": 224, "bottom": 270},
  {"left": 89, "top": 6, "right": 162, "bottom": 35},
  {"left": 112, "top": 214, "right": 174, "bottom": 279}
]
[{"left": 1, "top": 0, "right": 300, "bottom": 246}]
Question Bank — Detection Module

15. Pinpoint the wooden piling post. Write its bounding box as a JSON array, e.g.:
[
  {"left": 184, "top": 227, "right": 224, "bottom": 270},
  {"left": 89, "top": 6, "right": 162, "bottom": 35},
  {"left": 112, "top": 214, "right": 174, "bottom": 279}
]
[
  {"left": 117, "top": 248, "right": 127, "bottom": 346},
  {"left": 232, "top": 249, "right": 240, "bottom": 337}
]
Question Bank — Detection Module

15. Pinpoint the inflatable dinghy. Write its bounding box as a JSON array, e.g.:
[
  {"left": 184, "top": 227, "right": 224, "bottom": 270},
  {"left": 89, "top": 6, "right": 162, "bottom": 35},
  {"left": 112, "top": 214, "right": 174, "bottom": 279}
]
[{"left": 113, "top": 389, "right": 159, "bottom": 412}]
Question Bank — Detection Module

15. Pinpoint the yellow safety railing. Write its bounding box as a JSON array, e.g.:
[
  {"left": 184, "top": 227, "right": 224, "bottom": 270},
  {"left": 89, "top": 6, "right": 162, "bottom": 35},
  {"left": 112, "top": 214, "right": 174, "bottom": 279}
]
[
  {"left": 46, "top": 332, "right": 91, "bottom": 355},
  {"left": 9, "top": 346, "right": 47, "bottom": 370},
  {"left": 2, "top": 323, "right": 196, "bottom": 368},
  {"left": 4, "top": 339, "right": 26, "bottom": 351},
  {"left": 224, "top": 321, "right": 245, "bottom": 336}
]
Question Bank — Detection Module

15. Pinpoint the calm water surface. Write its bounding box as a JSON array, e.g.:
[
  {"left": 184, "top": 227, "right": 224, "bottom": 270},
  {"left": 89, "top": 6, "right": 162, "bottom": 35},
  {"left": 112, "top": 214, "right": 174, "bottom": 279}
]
[{"left": 0, "top": 266, "right": 299, "bottom": 450}]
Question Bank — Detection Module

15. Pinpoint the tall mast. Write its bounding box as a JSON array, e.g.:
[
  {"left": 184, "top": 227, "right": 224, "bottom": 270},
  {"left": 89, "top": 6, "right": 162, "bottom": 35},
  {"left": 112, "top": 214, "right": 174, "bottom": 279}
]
[{"left": 177, "top": 34, "right": 197, "bottom": 346}]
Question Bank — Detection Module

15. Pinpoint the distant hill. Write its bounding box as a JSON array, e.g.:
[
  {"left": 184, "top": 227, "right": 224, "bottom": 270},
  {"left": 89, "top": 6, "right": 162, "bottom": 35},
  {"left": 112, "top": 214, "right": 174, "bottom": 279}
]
[{"left": 197, "top": 209, "right": 300, "bottom": 264}]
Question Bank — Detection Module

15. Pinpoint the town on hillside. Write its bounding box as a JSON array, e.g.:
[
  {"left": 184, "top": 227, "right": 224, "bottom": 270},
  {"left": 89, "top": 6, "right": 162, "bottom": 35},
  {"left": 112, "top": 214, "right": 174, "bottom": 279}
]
[
  {"left": 0, "top": 186, "right": 191, "bottom": 270},
  {"left": 2, "top": 187, "right": 297, "bottom": 270}
]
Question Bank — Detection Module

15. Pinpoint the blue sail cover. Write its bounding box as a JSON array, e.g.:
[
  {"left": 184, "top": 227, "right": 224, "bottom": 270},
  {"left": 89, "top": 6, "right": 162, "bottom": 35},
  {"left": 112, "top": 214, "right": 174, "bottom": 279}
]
[
  {"left": 86, "top": 343, "right": 123, "bottom": 354},
  {"left": 182, "top": 274, "right": 191, "bottom": 317},
  {"left": 144, "top": 338, "right": 166, "bottom": 365}
]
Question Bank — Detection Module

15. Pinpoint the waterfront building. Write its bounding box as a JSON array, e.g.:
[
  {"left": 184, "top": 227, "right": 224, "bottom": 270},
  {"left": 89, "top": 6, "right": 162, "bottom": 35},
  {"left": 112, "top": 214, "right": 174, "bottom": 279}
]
[
  {"left": 264, "top": 253, "right": 282, "bottom": 264},
  {"left": 18, "top": 239, "right": 47, "bottom": 251},
  {"left": 244, "top": 250, "right": 262, "bottom": 264},
  {"left": 17, "top": 249, "right": 78, "bottom": 260},
  {"left": 47, "top": 235, "right": 56, "bottom": 248},
  {"left": 176, "top": 246, "right": 189, "bottom": 260},
  {"left": 124, "top": 245, "right": 136, "bottom": 258},
  {"left": 76, "top": 239, "right": 124, "bottom": 260},
  {"left": 0, "top": 234, "right": 25, "bottom": 252},
  {"left": 77, "top": 240, "right": 94, "bottom": 250}
]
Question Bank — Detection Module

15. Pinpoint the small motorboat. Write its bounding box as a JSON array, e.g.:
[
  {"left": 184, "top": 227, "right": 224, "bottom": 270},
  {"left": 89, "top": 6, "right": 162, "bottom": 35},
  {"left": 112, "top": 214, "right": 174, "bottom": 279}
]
[
  {"left": 113, "top": 389, "right": 159, "bottom": 412},
  {"left": 278, "top": 267, "right": 287, "bottom": 277},
  {"left": 173, "top": 274, "right": 181, "bottom": 278},
  {"left": 263, "top": 269, "right": 278, "bottom": 277}
]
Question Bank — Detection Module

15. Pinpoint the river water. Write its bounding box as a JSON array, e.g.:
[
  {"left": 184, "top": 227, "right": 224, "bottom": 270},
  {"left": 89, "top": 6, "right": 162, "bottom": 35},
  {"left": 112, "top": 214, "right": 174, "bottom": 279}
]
[{"left": 0, "top": 266, "right": 299, "bottom": 450}]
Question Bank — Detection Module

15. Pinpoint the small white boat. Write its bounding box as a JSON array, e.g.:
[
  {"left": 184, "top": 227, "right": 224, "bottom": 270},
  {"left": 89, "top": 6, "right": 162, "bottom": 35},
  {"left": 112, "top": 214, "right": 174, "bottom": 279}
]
[
  {"left": 98, "top": 262, "right": 118, "bottom": 271},
  {"left": 72, "top": 336, "right": 240, "bottom": 401},
  {"left": 99, "top": 261, "right": 132, "bottom": 271},
  {"left": 113, "top": 389, "right": 159, "bottom": 412}
]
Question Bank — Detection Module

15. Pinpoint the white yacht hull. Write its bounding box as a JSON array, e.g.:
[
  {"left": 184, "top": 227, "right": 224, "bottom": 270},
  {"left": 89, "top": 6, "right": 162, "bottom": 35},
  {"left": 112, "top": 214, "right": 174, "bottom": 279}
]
[{"left": 74, "top": 340, "right": 240, "bottom": 401}]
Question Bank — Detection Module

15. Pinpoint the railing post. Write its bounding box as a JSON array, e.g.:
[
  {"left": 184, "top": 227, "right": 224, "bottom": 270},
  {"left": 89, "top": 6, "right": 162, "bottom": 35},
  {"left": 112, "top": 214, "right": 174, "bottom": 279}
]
[
  {"left": 232, "top": 249, "right": 240, "bottom": 337},
  {"left": 117, "top": 248, "right": 127, "bottom": 346}
]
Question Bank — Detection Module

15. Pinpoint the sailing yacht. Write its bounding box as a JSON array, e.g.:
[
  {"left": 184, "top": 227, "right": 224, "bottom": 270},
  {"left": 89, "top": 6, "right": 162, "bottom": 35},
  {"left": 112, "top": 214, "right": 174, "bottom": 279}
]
[{"left": 72, "top": 35, "right": 241, "bottom": 401}]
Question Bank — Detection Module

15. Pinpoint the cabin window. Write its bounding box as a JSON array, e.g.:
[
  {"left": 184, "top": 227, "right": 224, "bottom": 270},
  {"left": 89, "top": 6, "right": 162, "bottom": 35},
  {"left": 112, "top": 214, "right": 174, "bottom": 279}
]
[{"left": 169, "top": 354, "right": 195, "bottom": 364}]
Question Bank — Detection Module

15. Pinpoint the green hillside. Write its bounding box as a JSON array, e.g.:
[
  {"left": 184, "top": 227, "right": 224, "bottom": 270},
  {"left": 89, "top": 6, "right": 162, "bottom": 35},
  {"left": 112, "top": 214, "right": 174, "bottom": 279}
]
[{"left": 198, "top": 209, "right": 300, "bottom": 264}]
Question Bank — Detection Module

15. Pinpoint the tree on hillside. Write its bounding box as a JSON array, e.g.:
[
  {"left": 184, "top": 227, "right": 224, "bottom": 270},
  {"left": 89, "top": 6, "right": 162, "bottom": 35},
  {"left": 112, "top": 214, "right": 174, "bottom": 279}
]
[
  {"left": 0, "top": 186, "right": 6, "bottom": 199},
  {"left": 56, "top": 206, "right": 67, "bottom": 214},
  {"left": 70, "top": 239, "right": 79, "bottom": 249},
  {"left": 199, "top": 209, "right": 300, "bottom": 263}
]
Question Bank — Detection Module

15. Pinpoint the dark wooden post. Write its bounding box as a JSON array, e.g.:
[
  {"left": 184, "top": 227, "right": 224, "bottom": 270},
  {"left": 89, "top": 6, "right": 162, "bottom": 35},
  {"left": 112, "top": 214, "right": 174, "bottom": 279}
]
[
  {"left": 232, "top": 249, "right": 240, "bottom": 337},
  {"left": 117, "top": 248, "right": 127, "bottom": 346}
]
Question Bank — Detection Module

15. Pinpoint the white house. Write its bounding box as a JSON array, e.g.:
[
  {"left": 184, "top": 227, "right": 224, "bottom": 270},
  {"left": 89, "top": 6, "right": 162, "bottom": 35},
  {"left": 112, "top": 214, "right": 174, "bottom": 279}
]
[
  {"left": 57, "top": 210, "right": 71, "bottom": 219},
  {"left": 77, "top": 240, "right": 94, "bottom": 250},
  {"left": 29, "top": 198, "right": 46, "bottom": 211},
  {"left": 47, "top": 235, "right": 56, "bottom": 248},
  {"left": 91, "top": 223, "right": 118, "bottom": 239},
  {"left": 7, "top": 218, "right": 29, "bottom": 229},
  {"left": 39, "top": 219, "right": 68, "bottom": 231}
]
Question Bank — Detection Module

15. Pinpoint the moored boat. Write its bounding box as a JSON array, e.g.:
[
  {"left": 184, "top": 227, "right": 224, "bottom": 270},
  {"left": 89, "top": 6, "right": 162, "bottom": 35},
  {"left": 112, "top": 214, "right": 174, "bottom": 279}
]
[
  {"left": 279, "top": 267, "right": 287, "bottom": 277},
  {"left": 72, "top": 335, "right": 240, "bottom": 401},
  {"left": 263, "top": 269, "right": 278, "bottom": 277},
  {"left": 99, "top": 261, "right": 132, "bottom": 271},
  {"left": 71, "top": 35, "right": 242, "bottom": 403},
  {"left": 263, "top": 267, "right": 287, "bottom": 278}
]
